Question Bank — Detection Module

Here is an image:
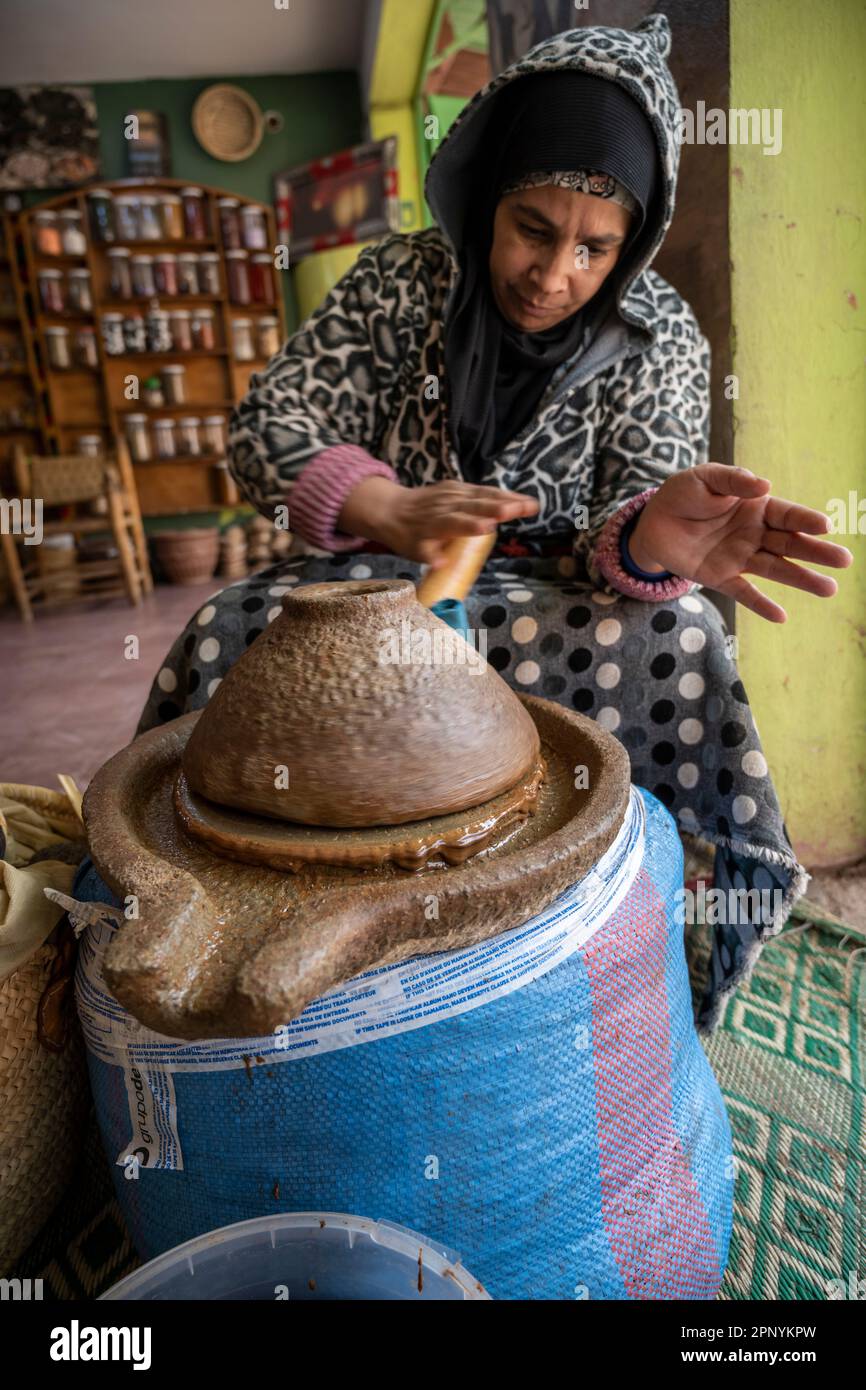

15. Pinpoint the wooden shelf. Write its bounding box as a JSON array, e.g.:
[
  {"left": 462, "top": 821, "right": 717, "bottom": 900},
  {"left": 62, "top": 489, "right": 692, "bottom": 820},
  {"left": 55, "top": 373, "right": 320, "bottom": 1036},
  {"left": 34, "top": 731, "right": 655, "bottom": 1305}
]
[
  {"left": 103, "top": 349, "right": 230, "bottom": 360},
  {"left": 116, "top": 401, "right": 234, "bottom": 413}
]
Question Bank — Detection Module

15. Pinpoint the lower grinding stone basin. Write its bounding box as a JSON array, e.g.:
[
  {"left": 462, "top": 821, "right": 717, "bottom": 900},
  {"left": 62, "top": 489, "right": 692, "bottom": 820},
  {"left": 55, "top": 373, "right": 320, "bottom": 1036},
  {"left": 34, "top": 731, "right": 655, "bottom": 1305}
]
[{"left": 82, "top": 696, "right": 630, "bottom": 1040}]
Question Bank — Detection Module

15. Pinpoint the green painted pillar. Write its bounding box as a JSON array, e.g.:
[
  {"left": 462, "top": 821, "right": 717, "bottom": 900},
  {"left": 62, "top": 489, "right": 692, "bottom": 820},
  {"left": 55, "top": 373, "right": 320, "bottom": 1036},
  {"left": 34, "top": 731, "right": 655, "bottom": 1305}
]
[{"left": 730, "top": 0, "right": 866, "bottom": 866}]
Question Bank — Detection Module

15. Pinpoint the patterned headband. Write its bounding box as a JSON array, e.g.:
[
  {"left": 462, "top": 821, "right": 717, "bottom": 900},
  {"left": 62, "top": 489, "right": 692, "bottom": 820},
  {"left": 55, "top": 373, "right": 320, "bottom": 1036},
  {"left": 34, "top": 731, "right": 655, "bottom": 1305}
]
[{"left": 498, "top": 169, "right": 639, "bottom": 217}]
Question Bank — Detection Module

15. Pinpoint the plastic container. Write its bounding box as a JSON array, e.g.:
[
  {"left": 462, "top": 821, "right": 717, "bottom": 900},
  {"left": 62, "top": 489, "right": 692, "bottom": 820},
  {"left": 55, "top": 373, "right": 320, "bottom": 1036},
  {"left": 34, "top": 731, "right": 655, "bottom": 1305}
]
[
  {"left": 124, "top": 414, "right": 151, "bottom": 463},
  {"left": 168, "top": 309, "right": 192, "bottom": 352},
  {"left": 73, "top": 325, "right": 98, "bottom": 369},
  {"left": 198, "top": 253, "right": 221, "bottom": 296},
  {"left": 256, "top": 315, "right": 281, "bottom": 359},
  {"left": 181, "top": 187, "right": 208, "bottom": 240},
  {"left": 177, "top": 254, "right": 200, "bottom": 297},
  {"left": 154, "top": 252, "right": 178, "bottom": 297},
  {"left": 44, "top": 325, "right": 71, "bottom": 369},
  {"left": 68, "top": 267, "right": 93, "bottom": 314},
  {"left": 101, "top": 313, "right": 125, "bottom": 356},
  {"left": 250, "top": 254, "right": 275, "bottom": 304},
  {"left": 176, "top": 416, "right": 201, "bottom": 456},
  {"left": 87, "top": 189, "right": 116, "bottom": 243},
  {"left": 231, "top": 316, "right": 254, "bottom": 361},
  {"left": 114, "top": 195, "right": 140, "bottom": 242},
  {"left": 240, "top": 204, "right": 268, "bottom": 250},
  {"left": 108, "top": 248, "right": 133, "bottom": 299},
  {"left": 131, "top": 254, "right": 156, "bottom": 298},
  {"left": 101, "top": 1213, "right": 489, "bottom": 1301},
  {"left": 138, "top": 196, "right": 162, "bottom": 242},
  {"left": 217, "top": 198, "right": 241, "bottom": 250},
  {"left": 158, "top": 194, "right": 184, "bottom": 240},
  {"left": 33, "top": 210, "right": 61, "bottom": 256},
  {"left": 76, "top": 434, "right": 104, "bottom": 457},
  {"left": 146, "top": 307, "right": 171, "bottom": 354},
  {"left": 162, "top": 364, "right": 186, "bottom": 404},
  {"left": 123, "top": 312, "right": 147, "bottom": 353},
  {"left": 202, "top": 414, "right": 226, "bottom": 454},
  {"left": 225, "top": 250, "right": 250, "bottom": 305},
  {"left": 37, "top": 268, "right": 64, "bottom": 314},
  {"left": 191, "top": 308, "right": 215, "bottom": 351},
  {"left": 153, "top": 417, "right": 177, "bottom": 459},
  {"left": 59, "top": 209, "right": 87, "bottom": 256}
]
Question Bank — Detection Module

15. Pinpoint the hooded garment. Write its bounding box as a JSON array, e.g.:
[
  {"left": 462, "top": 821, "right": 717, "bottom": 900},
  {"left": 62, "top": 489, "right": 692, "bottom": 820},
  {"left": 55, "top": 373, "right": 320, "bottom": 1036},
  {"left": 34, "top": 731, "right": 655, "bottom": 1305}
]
[
  {"left": 444, "top": 68, "right": 661, "bottom": 480},
  {"left": 228, "top": 14, "right": 711, "bottom": 580}
]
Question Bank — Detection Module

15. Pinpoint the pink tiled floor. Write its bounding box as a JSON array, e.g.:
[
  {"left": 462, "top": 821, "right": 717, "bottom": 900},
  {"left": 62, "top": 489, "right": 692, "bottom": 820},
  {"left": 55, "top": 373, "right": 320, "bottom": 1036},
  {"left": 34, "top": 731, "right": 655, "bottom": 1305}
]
[{"left": 0, "top": 581, "right": 218, "bottom": 792}]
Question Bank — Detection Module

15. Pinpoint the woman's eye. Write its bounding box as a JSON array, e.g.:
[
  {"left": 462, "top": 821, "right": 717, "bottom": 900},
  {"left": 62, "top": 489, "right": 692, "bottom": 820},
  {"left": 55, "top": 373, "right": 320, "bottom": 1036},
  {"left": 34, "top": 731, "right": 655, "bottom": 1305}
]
[{"left": 518, "top": 223, "right": 545, "bottom": 240}]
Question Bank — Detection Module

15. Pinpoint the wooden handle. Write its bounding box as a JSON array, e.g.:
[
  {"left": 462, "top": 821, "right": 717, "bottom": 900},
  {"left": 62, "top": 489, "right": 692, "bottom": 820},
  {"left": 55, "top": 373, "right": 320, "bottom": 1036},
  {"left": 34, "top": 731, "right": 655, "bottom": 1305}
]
[{"left": 416, "top": 533, "right": 496, "bottom": 608}]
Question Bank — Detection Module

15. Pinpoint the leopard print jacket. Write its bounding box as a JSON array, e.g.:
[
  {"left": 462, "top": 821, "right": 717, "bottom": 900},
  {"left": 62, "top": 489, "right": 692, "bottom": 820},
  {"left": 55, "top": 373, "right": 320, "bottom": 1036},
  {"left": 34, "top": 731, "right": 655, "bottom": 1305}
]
[{"left": 228, "top": 15, "right": 711, "bottom": 583}]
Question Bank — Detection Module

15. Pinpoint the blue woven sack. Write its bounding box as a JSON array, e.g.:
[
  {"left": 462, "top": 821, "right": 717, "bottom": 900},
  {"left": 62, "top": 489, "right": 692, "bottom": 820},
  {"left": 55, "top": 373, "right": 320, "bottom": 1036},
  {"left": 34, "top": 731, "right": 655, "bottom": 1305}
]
[{"left": 74, "top": 786, "right": 733, "bottom": 1300}]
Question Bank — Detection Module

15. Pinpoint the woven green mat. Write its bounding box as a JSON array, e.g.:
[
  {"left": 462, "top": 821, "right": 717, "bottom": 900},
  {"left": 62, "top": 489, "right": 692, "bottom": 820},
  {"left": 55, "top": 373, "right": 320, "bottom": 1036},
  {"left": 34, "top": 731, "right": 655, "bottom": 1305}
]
[{"left": 689, "top": 920, "right": 866, "bottom": 1301}]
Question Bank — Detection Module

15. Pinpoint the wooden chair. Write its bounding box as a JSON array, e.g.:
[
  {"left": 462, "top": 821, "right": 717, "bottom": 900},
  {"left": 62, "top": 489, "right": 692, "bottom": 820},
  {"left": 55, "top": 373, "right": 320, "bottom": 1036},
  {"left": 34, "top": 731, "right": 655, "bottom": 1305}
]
[{"left": 0, "top": 445, "right": 153, "bottom": 622}]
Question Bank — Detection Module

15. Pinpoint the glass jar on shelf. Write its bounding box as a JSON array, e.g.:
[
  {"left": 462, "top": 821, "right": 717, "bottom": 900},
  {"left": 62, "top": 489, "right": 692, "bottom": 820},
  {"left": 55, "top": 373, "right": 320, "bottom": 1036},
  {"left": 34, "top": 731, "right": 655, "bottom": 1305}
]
[
  {"left": 231, "top": 316, "right": 255, "bottom": 361},
  {"left": 154, "top": 252, "right": 178, "bottom": 296},
  {"left": 218, "top": 198, "right": 241, "bottom": 249},
  {"left": 33, "top": 210, "right": 62, "bottom": 256},
  {"left": 191, "top": 307, "right": 216, "bottom": 351},
  {"left": 101, "top": 312, "right": 125, "bottom": 356},
  {"left": 68, "top": 267, "right": 94, "bottom": 314},
  {"left": 202, "top": 415, "right": 227, "bottom": 455},
  {"left": 197, "top": 252, "right": 221, "bottom": 296},
  {"left": 138, "top": 196, "right": 162, "bottom": 242},
  {"left": 169, "top": 308, "right": 193, "bottom": 352},
  {"left": 176, "top": 416, "right": 201, "bottom": 456},
  {"left": 37, "top": 267, "right": 65, "bottom": 314},
  {"left": 107, "top": 247, "right": 133, "bottom": 299},
  {"left": 76, "top": 434, "right": 104, "bottom": 457},
  {"left": 87, "top": 188, "right": 115, "bottom": 242},
  {"left": 255, "top": 315, "right": 281, "bottom": 360},
  {"left": 225, "top": 250, "right": 251, "bottom": 305},
  {"left": 131, "top": 254, "right": 156, "bottom": 298},
  {"left": 142, "top": 375, "right": 164, "bottom": 407},
  {"left": 45, "top": 325, "right": 71, "bottom": 369},
  {"left": 153, "top": 417, "right": 177, "bottom": 459},
  {"left": 124, "top": 414, "right": 151, "bottom": 463},
  {"left": 123, "top": 312, "right": 147, "bottom": 353},
  {"left": 114, "top": 195, "right": 140, "bottom": 241},
  {"left": 146, "top": 307, "right": 172, "bottom": 353},
  {"left": 250, "top": 253, "right": 276, "bottom": 304},
  {"left": 181, "top": 187, "right": 208, "bottom": 240},
  {"left": 58, "top": 209, "right": 87, "bottom": 255},
  {"left": 162, "top": 363, "right": 186, "bottom": 403},
  {"left": 177, "top": 253, "right": 200, "bottom": 296},
  {"left": 240, "top": 204, "right": 268, "bottom": 250},
  {"left": 158, "top": 194, "right": 184, "bottom": 240},
  {"left": 73, "top": 325, "right": 98, "bottom": 368}
]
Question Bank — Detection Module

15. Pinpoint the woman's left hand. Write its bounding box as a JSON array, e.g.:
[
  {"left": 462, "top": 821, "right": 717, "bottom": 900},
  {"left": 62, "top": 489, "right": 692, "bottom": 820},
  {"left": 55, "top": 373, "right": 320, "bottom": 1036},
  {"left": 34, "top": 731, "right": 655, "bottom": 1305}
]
[{"left": 627, "top": 462, "right": 853, "bottom": 622}]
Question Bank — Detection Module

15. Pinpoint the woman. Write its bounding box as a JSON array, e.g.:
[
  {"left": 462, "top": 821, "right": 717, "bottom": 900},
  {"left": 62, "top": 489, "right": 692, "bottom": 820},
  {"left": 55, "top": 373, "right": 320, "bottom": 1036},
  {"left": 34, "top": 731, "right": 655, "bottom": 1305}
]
[{"left": 140, "top": 16, "right": 849, "bottom": 1029}]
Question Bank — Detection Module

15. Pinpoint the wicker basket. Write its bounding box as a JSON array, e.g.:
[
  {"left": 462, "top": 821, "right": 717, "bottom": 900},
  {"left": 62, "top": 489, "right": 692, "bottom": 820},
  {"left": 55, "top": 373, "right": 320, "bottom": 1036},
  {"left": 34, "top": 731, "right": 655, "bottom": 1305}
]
[
  {"left": 153, "top": 528, "right": 220, "bottom": 586},
  {"left": 192, "top": 84, "right": 264, "bottom": 162},
  {"left": 0, "top": 932, "right": 89, "bottom": 1270}
]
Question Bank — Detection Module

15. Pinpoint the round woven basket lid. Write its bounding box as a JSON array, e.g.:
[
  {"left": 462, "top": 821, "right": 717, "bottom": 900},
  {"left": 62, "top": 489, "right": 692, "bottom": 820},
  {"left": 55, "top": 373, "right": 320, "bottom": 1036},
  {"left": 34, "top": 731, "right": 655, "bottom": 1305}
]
[{"left": 192, "top": 84, "right": 264, "bottom": 162}]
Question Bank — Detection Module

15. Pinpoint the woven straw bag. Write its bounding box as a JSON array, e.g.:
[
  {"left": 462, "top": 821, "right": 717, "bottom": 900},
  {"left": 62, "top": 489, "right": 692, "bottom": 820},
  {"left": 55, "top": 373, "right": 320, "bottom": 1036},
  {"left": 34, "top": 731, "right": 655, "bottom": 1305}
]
[{"left": 0, "top": 783, "right": 90, "bottom": 1271}]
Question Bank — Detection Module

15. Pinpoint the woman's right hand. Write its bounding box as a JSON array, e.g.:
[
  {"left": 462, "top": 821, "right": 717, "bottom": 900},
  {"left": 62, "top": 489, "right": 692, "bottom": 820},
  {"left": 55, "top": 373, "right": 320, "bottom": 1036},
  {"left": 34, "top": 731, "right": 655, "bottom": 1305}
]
[{"left": 337, "top": 476, "right": 539, "bottom": 567}]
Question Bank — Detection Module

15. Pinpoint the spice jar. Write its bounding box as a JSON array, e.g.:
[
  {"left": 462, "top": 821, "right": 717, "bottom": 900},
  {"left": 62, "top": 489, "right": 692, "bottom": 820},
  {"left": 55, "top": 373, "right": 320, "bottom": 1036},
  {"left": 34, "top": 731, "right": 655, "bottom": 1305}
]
[
  {"left": 34, "top": 210, "right": 62, "bottom": 256},
  {"left": 162, "top": 363, "right": 186, "bottom": 404},
  {"left": 240, "top": 204, "right": 268, "bottom": 250},
  {"left": 177, "top": 253, "right": 200, "bottom": 296},
  {"left": 256, "top": 315, "right": 281, "bottom": 359},
  {"left": 87, "top": 188, "right": 115, "bottom": 243},
  {"left": 154, "top": 252, "right": 178, "bottom": 296},
  {"left": 68, "top": 267, "right": 94, "bottom": 314},
  {"left": 191, "top": 307, "right": 215, "bottom": 351},
  {"left": 142, "top": 375, "right": 164, "bottom": 407},
  {"left": 158, "top": 194, "right": 184, "bottom": 240},
  {"left": 202, "top": 415, "right": 227, "bottom": 455},
  {"left": 198, "top": 252, "right": 221, "bottom": 296},
  {"left": 76, "top": 434, "right": 104, "bottom": 457},
  {"left": 146, "top": 307, "right": 172, "bottom": 353},
  {"left": 169, "top": 308, "right": 193, "bottom": 352},
  {"left": 218, "top": 198, "right": 242, "bottom": 249},
  {"left": 108, "top": 248, "right": 133, "bottom": 299},
  {"left": 45, "top": 325, "right": 72, "bottom": 369},
  {"left": 101, "top": 312, "right": 125, "bottom": 356},
  {"left": 131, "top": 254, "right": 156, "bottom": 298},
  {"left": 58, "top": 209, "right": 87, "bottom": 255},
  {"left": 123, "top": 312, "right": 147, "bottom": 353},
  {"left": 181, "top": 187, "right": 208, "bottom": 239},
  {"left": 225, "top": 250, "right": 251, "bottom": 305},
  {"left": 138, "top": 195, "right": 162, "bottom": 242},
  {"left": 74, "top": 325, "right": 99, "bottom": 368},
  {"left": 114, "top": 195, "right": 140, "bottom": 241},
  {"left": 37, "top": 268, "right": 65, "bottom": 314},
  {"left": 250, "top": 253, "right": 276, "bottom": 304},
  {"left": 153, "top": 417, "right": 177, "bottom": 459},
  {"left": 231, "top": 316, "right": 255, "bottom": 361},
  {"left": 176, "top": 416, "right": 202, "bottom": 456},
  {"left": 124, "top": 414, "right": 151, "bottom": 463}
]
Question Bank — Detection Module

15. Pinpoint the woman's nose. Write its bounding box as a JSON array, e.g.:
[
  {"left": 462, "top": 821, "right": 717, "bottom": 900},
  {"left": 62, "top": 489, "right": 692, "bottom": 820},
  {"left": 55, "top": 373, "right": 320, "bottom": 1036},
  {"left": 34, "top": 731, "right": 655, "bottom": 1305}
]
[{"left": 531, "top": 244, "right": 580, "bottom": 295}]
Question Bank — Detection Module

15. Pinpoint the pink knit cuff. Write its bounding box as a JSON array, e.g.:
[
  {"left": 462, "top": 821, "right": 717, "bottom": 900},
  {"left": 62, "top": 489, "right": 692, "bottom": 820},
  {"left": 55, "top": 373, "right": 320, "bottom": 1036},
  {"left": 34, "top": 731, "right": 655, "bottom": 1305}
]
[
  {"left": 593, "top": 488, "right": 694, "bottom": 601},
  {"left": 289, "top": 445, "right": 397, "bottom": 552}
]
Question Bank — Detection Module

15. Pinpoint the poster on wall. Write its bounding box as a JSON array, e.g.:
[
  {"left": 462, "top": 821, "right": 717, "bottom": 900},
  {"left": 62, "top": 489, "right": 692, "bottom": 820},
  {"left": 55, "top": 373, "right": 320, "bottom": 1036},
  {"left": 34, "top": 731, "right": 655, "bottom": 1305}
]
[
  {"left": 273, "top": 137, "right": 399, "bottom": 261},
  {"left": 0, "top": 85, "right": 101, "bottom": 190}
]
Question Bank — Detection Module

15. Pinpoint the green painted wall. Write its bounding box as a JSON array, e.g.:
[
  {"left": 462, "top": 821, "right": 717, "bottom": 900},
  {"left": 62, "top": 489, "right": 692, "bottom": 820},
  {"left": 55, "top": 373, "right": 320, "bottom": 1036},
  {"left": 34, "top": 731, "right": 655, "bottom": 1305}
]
[{"left": 730, "top": 0, "right": 866, "bottom": 866}]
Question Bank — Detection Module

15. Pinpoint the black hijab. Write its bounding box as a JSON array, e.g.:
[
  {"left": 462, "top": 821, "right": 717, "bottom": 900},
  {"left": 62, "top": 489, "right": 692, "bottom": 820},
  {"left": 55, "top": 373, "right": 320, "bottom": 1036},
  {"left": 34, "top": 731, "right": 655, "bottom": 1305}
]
[{"left": 444, "top": 70, "right": 660, "bottom": 481}]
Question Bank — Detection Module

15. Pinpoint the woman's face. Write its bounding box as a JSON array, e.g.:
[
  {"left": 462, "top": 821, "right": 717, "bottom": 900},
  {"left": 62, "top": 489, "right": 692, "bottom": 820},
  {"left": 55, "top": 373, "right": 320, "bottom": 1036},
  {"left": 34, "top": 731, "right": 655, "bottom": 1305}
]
[{"left": 489, "top": 184, "right": 633, "bottom": 332}]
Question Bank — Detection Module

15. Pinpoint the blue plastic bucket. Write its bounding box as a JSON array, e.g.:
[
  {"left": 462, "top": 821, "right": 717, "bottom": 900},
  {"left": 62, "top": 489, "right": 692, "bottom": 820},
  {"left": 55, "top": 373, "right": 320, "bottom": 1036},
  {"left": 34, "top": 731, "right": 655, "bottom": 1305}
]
[{"left": 75, "top": 786, "right": 733, "bottom": 1300}]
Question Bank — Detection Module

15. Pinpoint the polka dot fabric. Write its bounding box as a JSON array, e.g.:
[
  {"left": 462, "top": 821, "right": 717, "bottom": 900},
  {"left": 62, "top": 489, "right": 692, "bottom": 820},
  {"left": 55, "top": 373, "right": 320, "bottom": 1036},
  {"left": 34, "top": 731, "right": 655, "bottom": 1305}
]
[{"left": 137, "top": 552, "right": 807, "bottom": 1031}]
